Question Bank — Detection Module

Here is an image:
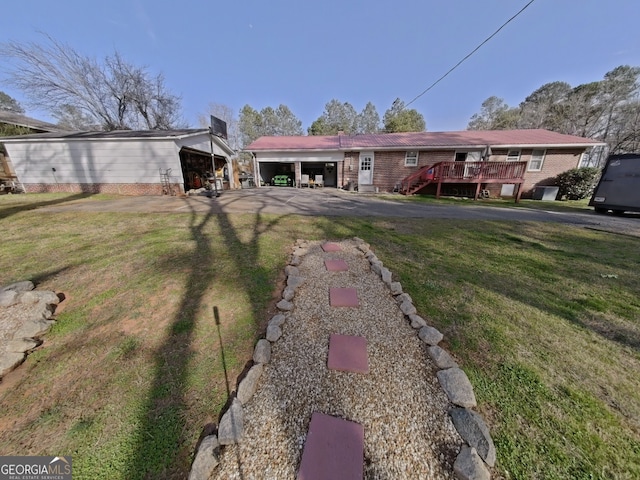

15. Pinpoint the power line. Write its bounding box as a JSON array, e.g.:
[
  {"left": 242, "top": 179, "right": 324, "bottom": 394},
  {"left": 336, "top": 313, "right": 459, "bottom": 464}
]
[{"left": 405, "top": 0, "right": 537, "bottom": 109}]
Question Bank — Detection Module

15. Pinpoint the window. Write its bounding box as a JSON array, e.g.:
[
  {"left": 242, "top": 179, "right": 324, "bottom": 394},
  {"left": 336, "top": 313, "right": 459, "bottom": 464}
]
[
  {"left": 528, "top": 149, "right": 545, "bottom": 171},
  {"left": 506, "top": 150, "right": 521, "bottom": 162},
  {"left": 405, "top": 151, "right": 418, "bottom": 166}
]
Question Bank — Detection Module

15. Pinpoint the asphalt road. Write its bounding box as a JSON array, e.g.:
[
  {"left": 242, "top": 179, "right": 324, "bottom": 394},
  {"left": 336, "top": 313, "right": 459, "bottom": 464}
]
[{"left": 38, "top": 187, "right": 640, "bottom": 236}]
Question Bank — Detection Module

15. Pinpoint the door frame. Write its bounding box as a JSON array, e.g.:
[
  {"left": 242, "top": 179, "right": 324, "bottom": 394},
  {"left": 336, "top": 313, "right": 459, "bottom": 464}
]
[{"left": 358, "top": 152, "right": 374, "bottom": 185}]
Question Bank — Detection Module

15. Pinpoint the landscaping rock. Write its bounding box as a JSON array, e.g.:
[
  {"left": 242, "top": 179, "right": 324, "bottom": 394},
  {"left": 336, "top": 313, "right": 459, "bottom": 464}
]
[
  {"left": 237, "top": 364, "right": 264, "bottom": 405},
  {"left": 357, "top": 242, "right": 370, "bottom": 253},
  {"left": 284, "top": 265, "right": 299, "bottom": 277},
  {"left": 418, "top": 326, "right": 444, "bottom": 345},
  {"left": 266, "top": 324, "right": 282, "bottom": 342},
  {"left": 13, "top": 318, "right": 55, "bottom": 339},
  {"left": 253, "top": 340, "right": 271, "bottom": 364},
  {"left": 0, "top": 352, "right": 25, "bottom": 377},
  {"left": 428, "top": 346, "right": 458, "bottom": 369},
  {"left": 218, "top": 398, "right": 244, "bottom": 445},
  {"left": 390, "top": 282, "right": 403, "bottom": 295},
  {"left": 293, "top": 247, "right": 308, "bottom": 257},
  {"left": 6, "top": 339, "right": 40, "bottom": 353},
  {"left": 371, "top": 262, "right": 383, "bottom": 276},
  {"left": 364, "top": 250, "right": 375, "bottom": 260},
  {"left": 2, "top": 281, "right": 34, "bottom": 293},
  {"left": 268, "top": 314, "right": 286, "bottom": 328},
  {"left": 276, "top": 299, "right": 293, "bottom": 311},
  {"left": 0, "top": 290, "right": 18, "bottom": 307},
  {"left": 396, "top": 293, "right": 413, "bottom": 305},
  {"left": 286, "top": 276, "right": 305, "bottom": 289},
  {"left": 282, "top": 286, "right": 295, "bottom": 301},
  {"left": 189, "top": 435, "right": 219, "bottom": 480},
  {"left": 400, "top": 300, "right": 417, "bottom": 316},
  {"left": 450, "top": 408, "right": 496, "bottom": 467},
  {"left": 18, "top": 290, "right": 60, "bottom": 305},
  {"left": 409, "top": 314, "right": 427, "bottom": 329},
  {"left": 290, "top": 255, "right": 302, "bottom": 266},
  {"left": 453, "top": 446, "right": 490, "bottom": 480},
  {"left": 381, "top": 268, "right": 392, "bottom": 285},
  {"left": 437, "top": 368, "right": 477, "bottom": 408}
]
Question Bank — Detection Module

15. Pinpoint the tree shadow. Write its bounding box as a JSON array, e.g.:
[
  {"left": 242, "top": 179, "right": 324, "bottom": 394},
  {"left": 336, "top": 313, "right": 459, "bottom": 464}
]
[
  {"left": 0, "top": 192, "right": 100, "bottom": 220},
  {"left": 122, "top": 202, "right": 218, "bottom": 478}
]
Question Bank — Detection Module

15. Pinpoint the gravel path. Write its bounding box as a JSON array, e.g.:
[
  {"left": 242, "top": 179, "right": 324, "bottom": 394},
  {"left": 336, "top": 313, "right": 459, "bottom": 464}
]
[{"left": 211, "top": 239, "right": 462, "bottom": 479}]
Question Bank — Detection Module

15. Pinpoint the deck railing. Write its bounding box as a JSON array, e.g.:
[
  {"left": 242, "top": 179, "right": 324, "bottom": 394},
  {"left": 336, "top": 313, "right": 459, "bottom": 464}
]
[{"left": 401, "top": 161, "right": 527, "bottom": 194}]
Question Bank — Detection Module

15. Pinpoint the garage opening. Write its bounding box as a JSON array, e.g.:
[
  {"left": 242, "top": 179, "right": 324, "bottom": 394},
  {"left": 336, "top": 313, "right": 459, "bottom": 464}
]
[
  {"left": 301, "top": 162, "right": 337, "bottom": 187},
  {"left": 179, "top": 147, "right": 228, "bottom": 191},
  {"left": 259, "top": 162, "right": 295, "bottom": 186}
]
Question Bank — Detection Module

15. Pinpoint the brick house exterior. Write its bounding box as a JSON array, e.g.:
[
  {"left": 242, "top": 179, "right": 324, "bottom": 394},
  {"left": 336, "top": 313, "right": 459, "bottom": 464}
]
[{"left": 247, "top": 130, "right": 604, "bottom": 197}]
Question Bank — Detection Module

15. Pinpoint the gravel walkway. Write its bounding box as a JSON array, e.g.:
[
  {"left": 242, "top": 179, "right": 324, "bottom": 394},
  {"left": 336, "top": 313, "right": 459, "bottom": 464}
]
[{"left": 211, "top": 239, "right": 462, "bottom": 479}]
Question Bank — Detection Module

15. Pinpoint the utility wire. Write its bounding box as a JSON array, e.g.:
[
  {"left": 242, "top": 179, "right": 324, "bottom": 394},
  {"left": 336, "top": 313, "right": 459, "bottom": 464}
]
[{"left": 405, "top": 0, "right": 537, "bottom": 108}]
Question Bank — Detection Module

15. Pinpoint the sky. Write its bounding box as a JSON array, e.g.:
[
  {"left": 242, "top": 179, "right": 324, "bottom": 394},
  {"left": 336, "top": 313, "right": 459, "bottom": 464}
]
[{"left": 1, "top": 0, "right": 639, "bottom": 134}]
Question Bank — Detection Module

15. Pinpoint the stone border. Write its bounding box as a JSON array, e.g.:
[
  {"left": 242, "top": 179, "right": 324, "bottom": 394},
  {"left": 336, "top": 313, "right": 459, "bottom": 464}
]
[
  {"left": 189, "top": 238, "right": 495, "bottom": 480},
  {"left": 0, "top": 281, "right": 61, "bottom": 379},
  {"left": 356, "top": 237, "right": 494, "bottom": 479}
]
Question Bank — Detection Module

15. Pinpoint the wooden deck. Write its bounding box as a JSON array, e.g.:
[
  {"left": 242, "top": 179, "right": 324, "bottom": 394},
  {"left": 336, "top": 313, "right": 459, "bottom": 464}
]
[{"left": 400, "top": 161, "right": 527, "bottom": 201}]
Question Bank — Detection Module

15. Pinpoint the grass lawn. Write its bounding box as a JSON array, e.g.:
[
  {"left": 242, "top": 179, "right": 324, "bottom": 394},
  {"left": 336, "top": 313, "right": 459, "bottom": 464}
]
[
  {"left": 1, "top": 194, "right": 638, "bottom": 479},
  {"left": 379, "top": 192, "right": 593, "bottom": 213}
]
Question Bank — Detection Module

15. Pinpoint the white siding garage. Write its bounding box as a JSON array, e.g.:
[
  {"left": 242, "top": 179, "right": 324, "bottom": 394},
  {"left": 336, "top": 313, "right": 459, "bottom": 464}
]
[{"left": 2, "top": 129, "right": 235, "bottom": 195}]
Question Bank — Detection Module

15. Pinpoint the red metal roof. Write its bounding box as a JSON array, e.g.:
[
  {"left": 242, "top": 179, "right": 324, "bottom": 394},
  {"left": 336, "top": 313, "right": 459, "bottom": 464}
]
[{"left": 246, "top": 129, "right": 603, "bottom": 151}]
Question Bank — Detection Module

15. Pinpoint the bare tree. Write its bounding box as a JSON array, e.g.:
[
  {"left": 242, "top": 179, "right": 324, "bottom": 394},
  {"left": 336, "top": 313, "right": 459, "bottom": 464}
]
[
  {"left": 198, "top": 102, "right": 240, "bottom": 150},
  {"left": 0, "top": 34, "right": 182, "bottom": 131}
]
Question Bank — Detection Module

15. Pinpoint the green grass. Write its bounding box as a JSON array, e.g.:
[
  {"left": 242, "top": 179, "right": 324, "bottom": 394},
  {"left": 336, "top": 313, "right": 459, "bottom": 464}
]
[
  {"left": 379, "top": 192, "right": 593, "bottom": 212},
  {"left": 0, "top": 194, "right": 639, "bottom": 479}
]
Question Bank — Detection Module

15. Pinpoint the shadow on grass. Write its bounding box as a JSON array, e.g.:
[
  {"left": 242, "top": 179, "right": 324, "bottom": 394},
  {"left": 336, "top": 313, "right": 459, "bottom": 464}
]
[
  {"left": 122, "top": 198, "right": 294, "bottom": 478},
  {"left": 0, "top": 193, "right": 96, "bottom": 220},
  {"left": 122, "top": 203, "right": 218, "bottom": 478}
]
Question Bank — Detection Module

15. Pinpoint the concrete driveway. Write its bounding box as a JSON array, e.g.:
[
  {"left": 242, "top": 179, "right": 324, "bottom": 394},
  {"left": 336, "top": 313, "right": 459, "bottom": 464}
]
[{"left": 37, "top": 187, "right": 640, "bottom": 236}]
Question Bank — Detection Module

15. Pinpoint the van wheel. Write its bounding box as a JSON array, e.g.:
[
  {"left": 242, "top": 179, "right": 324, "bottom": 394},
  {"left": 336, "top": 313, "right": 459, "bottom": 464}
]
[
  {"left": 594, "top": 207, "right": 607, "bottom": 214},
  {"left": 612, "top": 210, "right": 625, "bottom": 216}
]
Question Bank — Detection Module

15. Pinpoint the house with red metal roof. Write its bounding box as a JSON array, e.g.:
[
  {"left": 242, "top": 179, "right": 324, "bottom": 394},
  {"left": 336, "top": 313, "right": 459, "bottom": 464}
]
[{"left": 246, "top": 129, "right": 604, "bottom": 199}]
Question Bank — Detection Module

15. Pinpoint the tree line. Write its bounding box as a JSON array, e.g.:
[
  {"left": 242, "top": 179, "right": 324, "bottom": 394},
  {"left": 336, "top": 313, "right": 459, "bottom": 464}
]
[{"left": 467, "top": 65, "right": 640, "bottom": 164}]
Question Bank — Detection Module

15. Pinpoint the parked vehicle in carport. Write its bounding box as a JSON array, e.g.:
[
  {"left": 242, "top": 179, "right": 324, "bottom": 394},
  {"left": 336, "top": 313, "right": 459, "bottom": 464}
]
[
  {"left": 271, "top": 174, "right": 293, "bottom": 186},
  {"left": 589, "top": 153, "right": 640, "bottom": 214}
]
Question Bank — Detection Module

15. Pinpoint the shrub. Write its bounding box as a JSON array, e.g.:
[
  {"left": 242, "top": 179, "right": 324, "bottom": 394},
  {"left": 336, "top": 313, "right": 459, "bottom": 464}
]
[{"left": 555, "top": 167, "right": 601, "bottom": 200}]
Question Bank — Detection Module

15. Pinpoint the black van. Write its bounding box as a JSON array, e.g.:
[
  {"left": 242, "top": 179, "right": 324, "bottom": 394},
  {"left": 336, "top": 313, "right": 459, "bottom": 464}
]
[{"left": 589, "top": 153, "right": 640, "bottom": 214}]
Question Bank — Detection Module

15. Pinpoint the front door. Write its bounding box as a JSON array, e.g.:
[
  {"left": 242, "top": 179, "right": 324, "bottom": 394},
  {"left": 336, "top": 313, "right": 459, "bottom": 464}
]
[{"left": 359, "top": 152, "right": 374, "bottom": 185}]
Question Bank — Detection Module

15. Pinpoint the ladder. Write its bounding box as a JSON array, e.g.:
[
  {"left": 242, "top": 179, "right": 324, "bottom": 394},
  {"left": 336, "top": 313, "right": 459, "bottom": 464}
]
[{"left": 159, "top": 168, "right": 174, "bottom": 196}]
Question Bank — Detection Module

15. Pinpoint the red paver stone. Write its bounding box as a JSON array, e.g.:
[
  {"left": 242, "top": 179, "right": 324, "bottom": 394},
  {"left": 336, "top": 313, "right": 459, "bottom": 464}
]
[
  {"left": 325, "top": 259, "right": 349, "bottom": 272},
  {"left": 328, "top": 334, "right": 369, "bottom": 373},
  {"left": 297, "top": 412, "right": 364, "bottom": 480},
  {"left": 322, "top": 242, "right": 342, "bottom": 252},
  {"left": 329, "top": 288, "right": 359, "bottom": 307}
]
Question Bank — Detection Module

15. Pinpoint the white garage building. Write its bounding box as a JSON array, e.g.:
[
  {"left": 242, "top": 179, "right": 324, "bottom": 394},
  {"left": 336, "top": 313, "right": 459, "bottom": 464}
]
[{"left": 2, "top": 129, "right": 235, "bottom": 195}]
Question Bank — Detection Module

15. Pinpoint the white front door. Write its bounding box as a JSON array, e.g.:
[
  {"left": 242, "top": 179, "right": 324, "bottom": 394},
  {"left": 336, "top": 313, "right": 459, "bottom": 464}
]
[{"left": 359, "top": 152, "right": 374, "bottom": 185}]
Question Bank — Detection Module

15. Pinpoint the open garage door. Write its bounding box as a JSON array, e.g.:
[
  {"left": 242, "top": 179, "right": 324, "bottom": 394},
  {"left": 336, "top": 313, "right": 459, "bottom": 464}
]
[
  {"left": 301, "top": 162, "right": 337, "bottom": 187},
  {"left": 258, "top": 162, "right": 295, "bottom": 186}
]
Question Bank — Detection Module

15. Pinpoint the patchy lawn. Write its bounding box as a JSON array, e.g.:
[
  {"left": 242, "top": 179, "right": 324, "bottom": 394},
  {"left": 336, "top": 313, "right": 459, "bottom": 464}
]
[{"left": 0, "top": 194, "right": 638, "bottom": 479}]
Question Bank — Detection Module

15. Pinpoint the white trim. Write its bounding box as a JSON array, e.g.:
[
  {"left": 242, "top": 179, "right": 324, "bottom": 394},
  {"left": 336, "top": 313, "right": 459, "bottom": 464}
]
[
  {"left": 506, "top": 149, "right": 521, "bottom": 162},
  {"left": 405, "top": 151, "right": 419, "bottom": 166},
  {"left": 528, "top": 149, "right": 546, "bottom": 171}
]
